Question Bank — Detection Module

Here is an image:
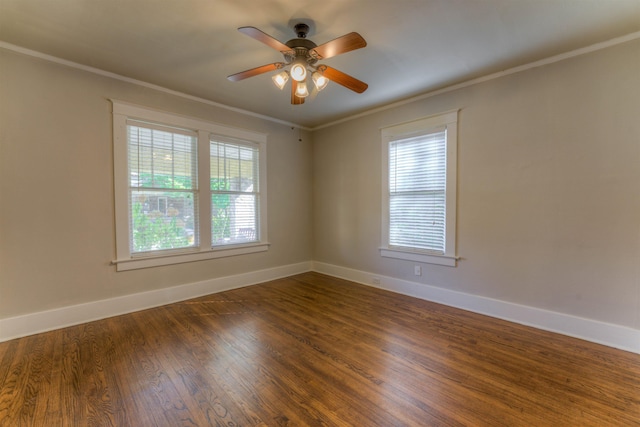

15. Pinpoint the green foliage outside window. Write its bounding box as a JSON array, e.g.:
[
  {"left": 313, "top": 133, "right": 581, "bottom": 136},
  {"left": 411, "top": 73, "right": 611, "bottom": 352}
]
[
  {"left": 211, "top": 178, "right": 231, "bottom": 243},
  {"left": 137, "top": 173, "right": 193, "bottom": 190},
  {"left": 130, "top": 174, "right": 234, "bottom": 251},
  {"left": 131, "top": 200, "right": 190, "bottom": 252},
  {"left": 131, "top": 173, "right": 194, "bottom": 252}
]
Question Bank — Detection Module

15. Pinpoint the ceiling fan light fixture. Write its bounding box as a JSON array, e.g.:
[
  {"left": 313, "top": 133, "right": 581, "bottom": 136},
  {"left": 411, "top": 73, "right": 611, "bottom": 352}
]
[
  {"left": 229, "top": 24, "right": 368, "bottom": 104},
  {"left": 290, "top": 58, "right": 308, "bottom": 82},
  {"left": 272, "top": 70, "right": 289, "bottom": 90},
  {"left": 312, "top": 71, "right": 329, "bottom": 91},
  {"left": 295, "top": 81, "right": 309, "bottom": 98}
]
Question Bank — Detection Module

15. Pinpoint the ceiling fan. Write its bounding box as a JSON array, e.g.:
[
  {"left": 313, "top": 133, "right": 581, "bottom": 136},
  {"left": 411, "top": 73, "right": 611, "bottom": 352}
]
[{"left": 227, "top": 23, "right": 368, "bottom": 105}]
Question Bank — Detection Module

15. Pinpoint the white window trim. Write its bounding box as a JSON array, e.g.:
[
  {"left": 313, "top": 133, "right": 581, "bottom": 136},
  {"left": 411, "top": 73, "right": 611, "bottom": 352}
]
[
  {"left": 380, "top": 110, "right": 459, "bottom": 267},
  {"left": 112, "top": 100, "right": 268, "bottom": 271}
]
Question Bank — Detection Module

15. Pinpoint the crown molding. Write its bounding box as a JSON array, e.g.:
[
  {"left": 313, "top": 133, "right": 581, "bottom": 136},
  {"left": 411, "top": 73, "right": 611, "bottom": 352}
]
[
  {"left": 311, "top": 31, "right": 640, "bottom": 130},
  {"left": 2, "top": 30, "right": 639, "bottom": 132},
  {"left": 0, "top": 41, "right": 310, "bottom": 130}
]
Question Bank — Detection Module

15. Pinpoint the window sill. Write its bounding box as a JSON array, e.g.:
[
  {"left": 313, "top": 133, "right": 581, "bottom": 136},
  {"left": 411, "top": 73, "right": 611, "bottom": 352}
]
[
  {"left": 113, "top": 242, "right": 270, "bottom": 271},
  {"left": 379, "top": 247, "right": 458, "bottom": 267}
]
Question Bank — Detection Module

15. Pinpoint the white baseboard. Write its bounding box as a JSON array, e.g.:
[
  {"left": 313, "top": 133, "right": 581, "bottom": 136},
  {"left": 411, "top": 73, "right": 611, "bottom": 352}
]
[
  {"left": 0, "top": 261, "right": 312, "bottom": 342},
  {"left": 4, "top": 260, "right": 638, "bottom": 355},
  {"left": 312, "top": 261, "right": 640, "bottom": 354}
]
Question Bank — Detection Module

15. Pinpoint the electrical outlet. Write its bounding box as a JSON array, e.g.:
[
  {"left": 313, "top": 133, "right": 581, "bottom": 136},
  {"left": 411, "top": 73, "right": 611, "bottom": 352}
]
[{"left": 414, "top": 265, "right": 422, "bottom": 276}]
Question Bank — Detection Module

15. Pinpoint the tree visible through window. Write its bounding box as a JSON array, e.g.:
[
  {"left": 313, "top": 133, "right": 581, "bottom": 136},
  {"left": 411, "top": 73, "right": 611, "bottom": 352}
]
[
  {"left": 210, "top": 140, "right": 259, "bottom": 246},
  {"left": 128, "top": 123, "right": 197, "bottom": 253}
]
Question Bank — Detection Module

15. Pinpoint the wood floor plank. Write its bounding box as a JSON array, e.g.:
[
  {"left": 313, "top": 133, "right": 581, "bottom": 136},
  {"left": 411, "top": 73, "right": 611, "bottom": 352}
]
[
  {"left": 172, "top": 307, "right": 274, "bottom": 425},
  {"left": 17, "top": 333, "right": 56, "bottom": 424},
  {"left": 0, "top": 338, "right": 34, "bottom": 424},
  {"left": 260, "top": 277, "right": 525, "bottom": 426},
  {"left": 182, "top": 302, "right": 333, "bottom": 426},
  {"left": 148, "top": 304, "right": 264, "bottom": 426},
  {"left": 1, "top": 272, "right": 639, "bottom": 426},
  {"left": 120, "top": 311, "right": 203, "bottom": 426},
  {"left": 102, "top": 315, "right": 159, "bottom": 426},
  {"left": 251, "top": 284, "right": 457, "bottom": 425}
]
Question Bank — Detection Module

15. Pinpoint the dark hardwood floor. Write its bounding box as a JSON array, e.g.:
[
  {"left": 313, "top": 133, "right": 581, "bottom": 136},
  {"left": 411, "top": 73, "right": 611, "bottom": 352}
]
[{"left": 1, "top": 272, "right": 639, "bottom": 426}]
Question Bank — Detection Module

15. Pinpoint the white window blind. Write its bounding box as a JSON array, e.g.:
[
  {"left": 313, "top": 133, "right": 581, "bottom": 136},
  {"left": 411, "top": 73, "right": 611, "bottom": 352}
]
[
  {"left": 127, "top": 121, "right": 198, "bottom": 253},
  {"left": 210, "top": 138, "right": 259, "bottom": 246},
  {"left": 389, "top": 130, "right": 447, "bottom": 253}
]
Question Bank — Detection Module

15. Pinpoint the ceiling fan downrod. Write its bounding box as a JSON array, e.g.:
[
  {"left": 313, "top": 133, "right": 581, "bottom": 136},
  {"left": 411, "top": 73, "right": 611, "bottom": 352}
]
[{"left": 294, "top": 23, "right": 310, "bottom": 39}]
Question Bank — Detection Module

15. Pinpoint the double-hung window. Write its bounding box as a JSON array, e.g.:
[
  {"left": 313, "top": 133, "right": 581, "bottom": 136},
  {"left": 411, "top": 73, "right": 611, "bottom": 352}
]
[
  {"left": 210, "top": 138, "right": 260, "bottom": 245},
  {"left": 127, "top": 122, "right": 198, "bottom": 253},
  {"left": 381, "top": 110, "right": 458, "bottom": 267},
  {"left": 112, "top": 101, "right": 268, "bottom": 271}
]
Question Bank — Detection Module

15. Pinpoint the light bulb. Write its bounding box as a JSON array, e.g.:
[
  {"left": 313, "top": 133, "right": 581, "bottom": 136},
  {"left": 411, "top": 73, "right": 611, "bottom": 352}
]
[
  {"left": 272, "top": 70, "right": 289, "bottom": 90},
  {"left": 295, "top": 81, "right": 309, "bottom": 98},
  {"left": 290, "top": 59, "right": 307, "bottom": 82},
  {"left": 312, "top": 71, "right": 329, "bottom": 91}
]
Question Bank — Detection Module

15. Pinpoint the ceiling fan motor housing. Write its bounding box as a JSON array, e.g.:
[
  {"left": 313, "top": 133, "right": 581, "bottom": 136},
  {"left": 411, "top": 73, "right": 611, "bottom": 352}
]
[{"left": 285, "top": 37, "right": 318, "bottom": 66}]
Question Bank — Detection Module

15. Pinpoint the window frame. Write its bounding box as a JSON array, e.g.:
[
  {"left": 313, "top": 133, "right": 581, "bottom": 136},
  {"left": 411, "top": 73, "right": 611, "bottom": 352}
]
[
  {"left": 209, "top": 136, "right": 261, "bottom": 247},
  {"left": 380, "top": 110, "right": 458, "bottom": 267},
  {"left": 126, "top": 120, "right": 200, "bottom": 254},
  {"left": 112, "top": 100, "right": 268, "bottom": 271}
]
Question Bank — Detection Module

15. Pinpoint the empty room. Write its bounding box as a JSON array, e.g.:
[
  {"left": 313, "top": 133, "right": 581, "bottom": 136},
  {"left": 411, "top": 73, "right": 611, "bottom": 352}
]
[{"left": 1, "top": 0, "right": 639, "bottom": 425}]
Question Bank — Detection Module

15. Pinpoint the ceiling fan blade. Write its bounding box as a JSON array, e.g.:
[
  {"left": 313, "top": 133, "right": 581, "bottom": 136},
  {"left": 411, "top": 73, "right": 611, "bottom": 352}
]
[
  {"left": 317, "top": 65, "right": 368, "bottom": 93},
  {"left": 310, "top": 32, "right": 366, "bottom": 59},
  {"left": 238, "top": 26, "right": 293, "bottom": 54},
  {"left": 227, "top": 62, "right": 285, "bottom": 82},
  {"left": 291, "top": 80, "right": 305, "bottom": 105}
]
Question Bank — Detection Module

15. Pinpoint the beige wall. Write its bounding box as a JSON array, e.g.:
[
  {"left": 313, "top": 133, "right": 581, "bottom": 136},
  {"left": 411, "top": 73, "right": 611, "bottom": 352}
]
[
  {"left": 313, "top": 39, "right": 640, "bottom": 330},
  {"left": 0, "top": 50, "right": 313, "bottom": 318},
  {"left": 1, "top": 38, "right": 639, "bottom": 334}
]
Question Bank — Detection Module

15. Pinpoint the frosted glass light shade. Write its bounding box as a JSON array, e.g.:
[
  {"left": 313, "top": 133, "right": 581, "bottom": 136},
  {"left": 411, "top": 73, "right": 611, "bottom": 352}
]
[
  {"left": 295, "top": 81, "right": 309, "bottom": 98},
  {"left": 312, "top": 71, "right": 329, "bottom": 91},
  {"left": 272, "top": 71, "right": 289, "bottom": 90}
]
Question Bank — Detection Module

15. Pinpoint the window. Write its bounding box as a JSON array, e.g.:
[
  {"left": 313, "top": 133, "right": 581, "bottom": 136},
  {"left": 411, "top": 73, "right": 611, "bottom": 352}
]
[
  {"left": 210, "top": 138, "right": 260, "bottom": 246},
  {"left": 381, "top": 110, "right": 458, "bottom": 267},
  {"left": 112, "top": 101, "right": 268, "bottom": 271},
  {"left": 127, "top": 122, "right": 198, "bottom": 254}
]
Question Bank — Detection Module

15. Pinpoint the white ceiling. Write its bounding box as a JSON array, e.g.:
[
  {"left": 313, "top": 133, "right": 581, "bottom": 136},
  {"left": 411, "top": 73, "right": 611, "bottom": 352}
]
[{"left": 1, "top": 0, "right": 639, "bottom": 128}]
